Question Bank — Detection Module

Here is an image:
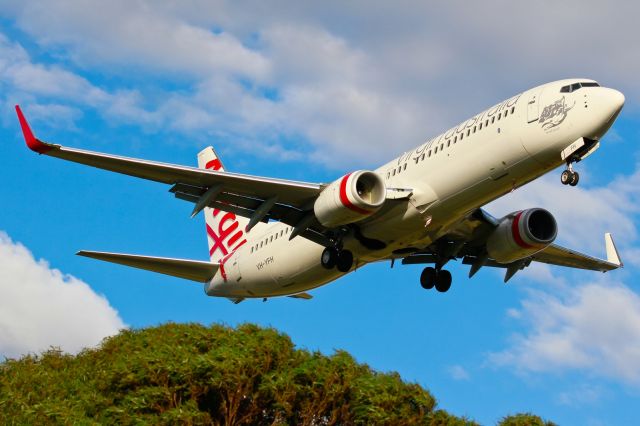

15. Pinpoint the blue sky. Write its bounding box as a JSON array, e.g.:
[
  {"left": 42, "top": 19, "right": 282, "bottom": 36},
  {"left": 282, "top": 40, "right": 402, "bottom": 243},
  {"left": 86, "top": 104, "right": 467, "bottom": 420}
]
[{"left": 1, "top": 2, "right": 639, "bottom": 424}]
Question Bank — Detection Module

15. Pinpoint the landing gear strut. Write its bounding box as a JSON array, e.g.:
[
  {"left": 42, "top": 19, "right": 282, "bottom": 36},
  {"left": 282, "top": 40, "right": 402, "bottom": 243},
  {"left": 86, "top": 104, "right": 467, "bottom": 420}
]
[
  {"left": 420, "top": 266, "right": 452, "bottom": 293},
  {"left": 321, "top": 247, "right": 354, "bottom": 272},
  {"left": 560, "top": 162, "right": 579, "bottom": 187}
]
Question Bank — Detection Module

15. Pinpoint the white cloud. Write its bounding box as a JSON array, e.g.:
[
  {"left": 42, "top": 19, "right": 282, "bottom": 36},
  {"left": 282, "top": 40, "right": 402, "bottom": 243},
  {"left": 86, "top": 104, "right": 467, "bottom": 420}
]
[
  {"left": 0, "top": 232, "right": 125, "bottom": 359},
  {"left": 489, "top": 281, "right": 640, "bottom": 386},
  {"left": 557, "top": 384, "right": 604, "bottom": 407},
  {"left": 1, "top": 1, "right": 638, "bottom": 168},
  {"left": 447, "top": 364, "right": 471, "bottom": 381}
]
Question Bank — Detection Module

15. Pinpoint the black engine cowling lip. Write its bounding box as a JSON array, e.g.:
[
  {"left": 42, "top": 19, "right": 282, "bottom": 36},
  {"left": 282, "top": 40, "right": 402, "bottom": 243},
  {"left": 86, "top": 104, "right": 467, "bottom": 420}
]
[{"left": 521, "top": 208, "right": 558, "bottom": 244}]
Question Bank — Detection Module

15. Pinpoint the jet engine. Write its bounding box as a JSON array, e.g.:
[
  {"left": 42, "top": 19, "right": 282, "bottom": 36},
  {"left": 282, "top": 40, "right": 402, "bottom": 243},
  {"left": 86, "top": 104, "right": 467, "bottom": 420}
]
[
  {"left": 486, "top": 208, "right": 557, "bottom": 263},
  {"left": 314, "top": 171, "right": 386, "bottom": 227}
]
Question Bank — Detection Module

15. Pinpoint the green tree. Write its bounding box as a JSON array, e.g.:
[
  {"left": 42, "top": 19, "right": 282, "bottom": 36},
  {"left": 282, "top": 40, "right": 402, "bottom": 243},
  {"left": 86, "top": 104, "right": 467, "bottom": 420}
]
[{"left": 0, "top": 322, "right": 535, "bottom": 425}]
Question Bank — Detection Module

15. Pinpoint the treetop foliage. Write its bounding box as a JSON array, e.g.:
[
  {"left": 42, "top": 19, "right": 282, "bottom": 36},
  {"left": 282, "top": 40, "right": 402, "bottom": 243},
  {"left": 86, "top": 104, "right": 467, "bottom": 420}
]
[{"left": 0, "top": 322, "right": 553, "bottom": 425}]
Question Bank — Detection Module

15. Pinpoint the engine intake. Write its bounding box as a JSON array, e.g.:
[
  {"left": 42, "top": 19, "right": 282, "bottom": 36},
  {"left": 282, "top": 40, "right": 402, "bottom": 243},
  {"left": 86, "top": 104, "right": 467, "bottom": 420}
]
[
  {"left": 486, "top": 208, "right": 557, "bottom": 264},
  {"left": 314, "top": 171, "right": 386, "bottom": 227}
]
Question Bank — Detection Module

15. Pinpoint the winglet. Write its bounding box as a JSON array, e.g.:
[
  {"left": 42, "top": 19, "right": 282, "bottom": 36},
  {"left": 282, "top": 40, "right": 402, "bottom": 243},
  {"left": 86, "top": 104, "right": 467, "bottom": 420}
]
[
  {"left": 605, "top": 233, "right": 623, "bottom": 267},
  {"left": 15, "top": 105, "right": 53, "bottom": 154}
]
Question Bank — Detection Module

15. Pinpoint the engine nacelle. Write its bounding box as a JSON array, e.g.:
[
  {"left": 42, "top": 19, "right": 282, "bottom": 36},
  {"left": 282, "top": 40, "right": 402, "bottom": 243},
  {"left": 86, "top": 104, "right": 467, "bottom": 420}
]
[
  {"left": 314, "top": 171, "right": 386, "bottom": 227},
  {"left": 486, "top": 208, "right": 557, "bottom": 264}
]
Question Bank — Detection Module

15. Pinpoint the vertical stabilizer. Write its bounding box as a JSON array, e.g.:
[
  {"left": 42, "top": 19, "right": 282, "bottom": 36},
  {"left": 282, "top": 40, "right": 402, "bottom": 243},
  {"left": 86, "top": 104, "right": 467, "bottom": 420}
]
[{"left": 197, "top": 147, "right": 249, "bottom": 262}]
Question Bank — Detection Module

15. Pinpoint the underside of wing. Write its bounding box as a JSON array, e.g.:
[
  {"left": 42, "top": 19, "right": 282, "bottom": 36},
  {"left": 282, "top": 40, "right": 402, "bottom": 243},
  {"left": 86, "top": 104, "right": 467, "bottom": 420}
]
[
  {"left": 400, "top": 208, "right": 622, "bottom": 282},
  {"left": 16, "top": 105, "right": 409, "bottom": 250},
  {"left": 77, "top": 251, "right": 219, "bottom": 282},
  {"left": 532, "top": 235, "right": 622, "bottom": 272}
]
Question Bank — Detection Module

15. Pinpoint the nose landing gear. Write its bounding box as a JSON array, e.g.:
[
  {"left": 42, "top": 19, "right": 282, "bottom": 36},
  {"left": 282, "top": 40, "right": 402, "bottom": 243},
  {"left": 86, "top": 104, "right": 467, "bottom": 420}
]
[{"left": 560, "top": 162, "right": 580, "bottom": 187}]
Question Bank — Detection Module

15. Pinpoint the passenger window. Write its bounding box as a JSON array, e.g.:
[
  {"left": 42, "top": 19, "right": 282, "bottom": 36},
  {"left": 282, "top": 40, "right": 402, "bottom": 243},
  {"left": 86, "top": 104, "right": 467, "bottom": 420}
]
[
  {"left": 260, "top": 242, "right": 263, "bottom": 248},
  {"left": 421, "top": 153, "right": 425, "bottom": 161},
  {"left": 498, "top": 113, "right": 502, "bottom": 120},
  {"left": 440, "top": 143, "right": 444, "bottom": 150},
  {"left": 428, "top": 150, "right": 432, "bottom": 157},
  {"left": 403, "top": 163, "right": 407, "bottom": 171},
  {"left": 392, "top": 169, "right": 396, "bottom": 176},
  {"left": 491, "top": 117, "right": 495, "bottom": 124},
  {"left": 454, "top": 136, "right": 457, "bottom": 143},
  {"left": 511, "top": 107, "right": 515, "bottom": 114},
  {"left": 473, "top": 126, "right": 476, "bottom": 133},
  {"left": 447, "top": 140, "right": 451, "bottom": 147},
  {"left": 485, "top": 119, "right": 489, "bottom": 126},
  {"left": 460, "top": 133, "right": 464, "bottom": 141},
  {"left": 387, "top": 172, "right": 390, "bottom": 179},
  {"left": 435, "top": 146, "right": 438, "bottom": 153},
  {"left": 479, "top": 123, "right": 483, "bottom": 130}
]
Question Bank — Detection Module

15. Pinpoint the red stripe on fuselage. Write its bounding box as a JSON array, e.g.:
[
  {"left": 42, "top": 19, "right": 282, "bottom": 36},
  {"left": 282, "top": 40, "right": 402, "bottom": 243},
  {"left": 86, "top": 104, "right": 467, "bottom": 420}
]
[
  {"left": 339, "top": 173, "right": 373, "bottom": 215},
  {"left": 511, "top": 211, "right": 533, "bottom": 249}
]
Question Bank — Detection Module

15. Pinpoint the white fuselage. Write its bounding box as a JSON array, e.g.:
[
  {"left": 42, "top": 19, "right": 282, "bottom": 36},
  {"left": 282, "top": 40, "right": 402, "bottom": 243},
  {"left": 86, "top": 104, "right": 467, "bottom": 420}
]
[{"left": 205, "top": 79, "right": 624, "bottom": 298}]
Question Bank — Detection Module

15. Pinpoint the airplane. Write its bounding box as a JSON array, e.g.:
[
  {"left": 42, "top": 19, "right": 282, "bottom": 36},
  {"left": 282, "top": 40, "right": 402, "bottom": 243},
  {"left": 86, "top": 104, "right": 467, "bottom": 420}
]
[{"left": 15, "top": 78, "right": 625, "bottom": 303}]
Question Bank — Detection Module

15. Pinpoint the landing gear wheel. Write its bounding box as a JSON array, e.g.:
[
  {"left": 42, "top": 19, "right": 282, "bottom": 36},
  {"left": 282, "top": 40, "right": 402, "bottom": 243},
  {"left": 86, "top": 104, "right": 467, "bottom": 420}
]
[
  {"left": 561, "top": 170, "right": 572, "bottom": 185},
  {"left": 321, "top": 247, "right": 338, "bottom": 269},
  {"left": 435, "top": 270, "right": 452, "bottom": 293},
  {"left": 336, "top": 250, "right": 354, "bottom": 272},
  {"left": 569, "top": 171, "right": 580, "bottom": 186},
  {"left": 420, "top": 267, "right": 437, "bottom": 289}
]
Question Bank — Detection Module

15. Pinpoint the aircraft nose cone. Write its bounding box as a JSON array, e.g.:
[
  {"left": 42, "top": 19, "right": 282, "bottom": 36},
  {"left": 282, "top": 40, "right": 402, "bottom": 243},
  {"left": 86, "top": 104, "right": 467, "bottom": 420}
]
[{"left": 604, "top": 88, "right": 625, "bottom": 119}]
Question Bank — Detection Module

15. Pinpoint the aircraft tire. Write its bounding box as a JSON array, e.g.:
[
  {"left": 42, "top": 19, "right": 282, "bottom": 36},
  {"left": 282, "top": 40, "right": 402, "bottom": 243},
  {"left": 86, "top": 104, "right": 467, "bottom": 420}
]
[
  {"left": 435, "top": 270, "right": 452, "bottom": 293},
  {"left": 569, "top": 171, "right": 580, "bottom": 186},
  {"left": 420, "top": 267, "right": 437, "bottom": 289},
  {"left": 321, "top": 247, "right": 338, "bottom": 269},
  {"left": 561, "top": 170, "right": 572, "bottom": 185},
  {"left": 336, "top": 250, "right": 354, "bottom": 272}
]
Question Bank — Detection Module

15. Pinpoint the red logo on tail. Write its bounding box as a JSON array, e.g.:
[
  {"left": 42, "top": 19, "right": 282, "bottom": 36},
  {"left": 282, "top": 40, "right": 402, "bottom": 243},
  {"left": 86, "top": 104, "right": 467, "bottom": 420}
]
[{"left": 204, "top": 157, "right": 247, "bottom": 272}]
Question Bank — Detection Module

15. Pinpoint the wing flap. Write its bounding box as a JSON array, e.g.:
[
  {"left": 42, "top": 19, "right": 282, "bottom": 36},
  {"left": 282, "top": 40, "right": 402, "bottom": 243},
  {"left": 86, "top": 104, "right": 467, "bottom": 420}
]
[{"left": 77, "top": 251, "right": 219, "bottom": 282}]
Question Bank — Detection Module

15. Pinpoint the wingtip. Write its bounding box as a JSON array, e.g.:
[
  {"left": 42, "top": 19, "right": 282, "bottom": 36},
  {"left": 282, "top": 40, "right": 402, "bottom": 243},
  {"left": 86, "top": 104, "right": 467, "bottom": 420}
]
[
  {"left": 15, "top": 105, "right": 52, "bottom": 154},
  {"left": 605, "top": 233, "right": 623, "bottom": 267}
]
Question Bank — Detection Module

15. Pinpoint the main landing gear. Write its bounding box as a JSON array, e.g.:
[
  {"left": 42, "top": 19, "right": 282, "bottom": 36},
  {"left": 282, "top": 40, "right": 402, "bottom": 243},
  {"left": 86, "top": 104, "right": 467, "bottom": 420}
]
[
  {"left": 420, "top": 266, "right": 452, "bottom": 293},
  {"left": 560, "top": 163, "right": 579, "bottom": 186},
  {"left": 321, "top": 247, "right": 354, "bottom": 273}
]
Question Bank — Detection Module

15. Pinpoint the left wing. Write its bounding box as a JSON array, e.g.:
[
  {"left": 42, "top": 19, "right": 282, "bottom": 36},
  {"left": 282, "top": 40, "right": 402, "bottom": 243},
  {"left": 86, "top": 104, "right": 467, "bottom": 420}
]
[
  {"left": 532, "top": 233, "right": 622, "bottom": 272},
  {"left": 402, "top": 208, "right": 622, "bottom": 281}
]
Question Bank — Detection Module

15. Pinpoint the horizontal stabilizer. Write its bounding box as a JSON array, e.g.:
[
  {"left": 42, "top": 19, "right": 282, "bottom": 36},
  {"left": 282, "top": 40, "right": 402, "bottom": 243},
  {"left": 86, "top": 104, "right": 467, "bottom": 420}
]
[
  {"left": 77, "top": 251, "right": 219, "bottom": 282},
  {"left": 288, "top": 292, "right": 313, "bottom": 300}
]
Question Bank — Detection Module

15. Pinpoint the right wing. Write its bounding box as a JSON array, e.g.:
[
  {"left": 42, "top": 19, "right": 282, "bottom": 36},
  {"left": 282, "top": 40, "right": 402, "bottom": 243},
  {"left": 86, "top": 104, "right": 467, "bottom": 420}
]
[
  {"left": 77, "top": 251, "right": 219, "bottom": 282},
  {"left": 16, "top": 106, "right": 320, "bottom": 206},
  {"left": 16, "top": 105, "right": 331, "bottom": 244}
]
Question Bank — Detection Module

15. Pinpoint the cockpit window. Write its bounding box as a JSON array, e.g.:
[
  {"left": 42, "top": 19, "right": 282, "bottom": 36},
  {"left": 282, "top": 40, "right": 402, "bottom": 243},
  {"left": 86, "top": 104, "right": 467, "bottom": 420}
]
[{"left": 560, "top": 81, "right": 600, "bottom": 93}]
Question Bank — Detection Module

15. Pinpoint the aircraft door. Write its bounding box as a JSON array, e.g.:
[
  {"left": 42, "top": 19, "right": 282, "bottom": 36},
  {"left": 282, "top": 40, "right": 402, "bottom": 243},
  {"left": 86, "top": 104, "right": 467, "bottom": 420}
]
[
  {"left": 230, "top": 255, "right": 242, "bottom": 282},
  {"left": 527, "top": 90, "right": 543, "bottom": 123}
]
